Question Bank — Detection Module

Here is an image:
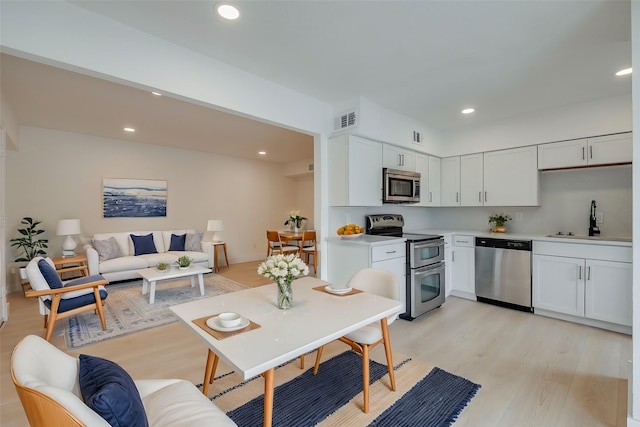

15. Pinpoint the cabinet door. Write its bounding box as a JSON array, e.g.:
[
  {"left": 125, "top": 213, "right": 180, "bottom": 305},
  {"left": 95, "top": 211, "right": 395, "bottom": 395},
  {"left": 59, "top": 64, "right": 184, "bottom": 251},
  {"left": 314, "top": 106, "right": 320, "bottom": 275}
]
[
  {"left": 460, "top": 153, "right": 483, "bottom": 206},
  {"left": 440, "top": 156, "right": 460, "bottom": 206},
  {"left": 373, "top": 256, "right": 407, "bottom": 314},
  {"left": 532, "top": 255, "right": 584, "bottom": 317},
  {"left": 484, "top": 146, "right": 539, "bottom": 206},
  {"left": 383, "top": 144, "right": 415, "bottom": 171},
  {"left": 428, "top": 156, "right": 441, "bottom": 206},
  {"left": 537, "top": 139, "right": 587, "bottom": 170},
  {"left": 587, "top": 133, "right": 632, "bottom": 166},
  {"left": 451, "top": 246, "right": 475, "bottom": 297},
  {"left": 414, "top": 154, "right": 430, "bottom": 207},
  {"left": 584, "top": 259, "right": 632, "bottom": 326}
]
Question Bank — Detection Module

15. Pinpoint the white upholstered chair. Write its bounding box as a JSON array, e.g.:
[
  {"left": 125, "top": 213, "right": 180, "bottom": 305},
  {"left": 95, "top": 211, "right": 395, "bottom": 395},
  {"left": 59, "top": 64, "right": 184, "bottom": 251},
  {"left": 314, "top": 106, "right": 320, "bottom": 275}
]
[
  {"left": 313, "top": 268, "right": 400, "bottom": 413},
  {"left": 11, "top": 335, "right": 237, "bottom": 427}
]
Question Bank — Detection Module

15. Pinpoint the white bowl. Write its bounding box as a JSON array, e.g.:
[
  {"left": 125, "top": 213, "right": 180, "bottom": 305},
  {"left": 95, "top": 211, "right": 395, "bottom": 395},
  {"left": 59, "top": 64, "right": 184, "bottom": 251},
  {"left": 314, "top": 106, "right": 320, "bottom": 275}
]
[{"left": 218, "top": 312, "right": 242, "bottom": 328}]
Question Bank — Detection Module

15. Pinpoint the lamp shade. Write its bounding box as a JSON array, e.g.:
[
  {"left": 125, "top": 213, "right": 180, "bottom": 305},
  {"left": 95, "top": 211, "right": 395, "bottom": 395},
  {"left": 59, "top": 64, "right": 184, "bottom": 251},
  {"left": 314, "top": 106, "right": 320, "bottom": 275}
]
[
  {"left": 207, "top": 220, "right": 224, "bottom": 232},
  {"left": 56, "top": 219, "right": 81, "bottom": 236}
]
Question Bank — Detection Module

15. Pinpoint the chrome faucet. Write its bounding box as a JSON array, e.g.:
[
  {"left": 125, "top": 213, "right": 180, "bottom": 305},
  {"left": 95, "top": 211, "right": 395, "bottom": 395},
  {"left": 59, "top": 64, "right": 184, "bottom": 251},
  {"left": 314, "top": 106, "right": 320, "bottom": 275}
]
[{"left": 589, "top": 200, "right": 600, "bottom": 237}]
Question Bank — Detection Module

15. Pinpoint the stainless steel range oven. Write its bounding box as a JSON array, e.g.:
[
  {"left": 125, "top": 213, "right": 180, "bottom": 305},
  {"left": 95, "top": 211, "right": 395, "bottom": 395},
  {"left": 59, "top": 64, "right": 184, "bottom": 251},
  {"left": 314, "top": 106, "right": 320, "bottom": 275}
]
[{"left": 366, "top": 214, "right": 445, "bottom": 320}]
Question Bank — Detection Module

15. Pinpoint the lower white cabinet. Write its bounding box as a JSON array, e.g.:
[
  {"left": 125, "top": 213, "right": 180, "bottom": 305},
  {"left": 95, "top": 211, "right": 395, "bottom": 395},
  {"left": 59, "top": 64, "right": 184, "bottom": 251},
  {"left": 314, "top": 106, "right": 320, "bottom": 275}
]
[
  {"left": 449, "top": 235, "right": 475, "bottom": 300},
  {"left": 532, "top": 241, "right": 631, "bottom": 332},
  {"left": 327, "top": 239, "right": 407, "bottom": 314}
]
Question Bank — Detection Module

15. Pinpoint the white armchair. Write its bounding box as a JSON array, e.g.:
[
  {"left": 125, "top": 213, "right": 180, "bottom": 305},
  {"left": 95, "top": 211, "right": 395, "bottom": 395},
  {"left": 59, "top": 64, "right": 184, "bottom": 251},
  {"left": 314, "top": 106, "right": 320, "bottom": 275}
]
[{"left": 11, "top": 335, "right": 237, "bottom": 427}]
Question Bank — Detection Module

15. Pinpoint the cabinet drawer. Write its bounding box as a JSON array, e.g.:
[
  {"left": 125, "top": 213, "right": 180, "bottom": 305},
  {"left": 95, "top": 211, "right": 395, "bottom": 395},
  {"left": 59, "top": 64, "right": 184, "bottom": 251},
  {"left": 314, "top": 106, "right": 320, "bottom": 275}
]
[
  {"left": 372, "top": 243, "right": 406, "bottom": 262},
  {"left": 453, "top": 235, "right": 474, "bottom": 247}
]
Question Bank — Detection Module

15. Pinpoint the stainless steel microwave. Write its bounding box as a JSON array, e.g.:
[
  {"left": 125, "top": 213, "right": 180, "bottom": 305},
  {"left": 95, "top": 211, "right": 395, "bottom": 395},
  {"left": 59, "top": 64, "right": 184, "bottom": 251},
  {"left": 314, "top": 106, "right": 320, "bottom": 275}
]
[{"left": 382, "top": 168, "right": 421, "bottom": 203}]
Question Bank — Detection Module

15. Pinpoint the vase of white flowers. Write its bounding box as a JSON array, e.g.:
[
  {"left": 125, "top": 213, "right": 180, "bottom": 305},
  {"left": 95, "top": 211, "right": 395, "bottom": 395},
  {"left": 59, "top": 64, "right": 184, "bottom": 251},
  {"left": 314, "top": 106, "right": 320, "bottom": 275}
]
[
  {"left": 257, "top": 253, "right": 309, "bottom": 309},
  {"left": 284, "top": 210, "right": 307, "bottom": 232}
]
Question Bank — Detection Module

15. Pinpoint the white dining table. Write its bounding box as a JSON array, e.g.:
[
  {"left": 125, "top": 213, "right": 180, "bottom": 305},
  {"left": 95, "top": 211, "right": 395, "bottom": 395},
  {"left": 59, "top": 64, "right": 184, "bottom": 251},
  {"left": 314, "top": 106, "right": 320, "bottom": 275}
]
[{"left": 169, "top": 276, "right": 403, "bottom": 427}]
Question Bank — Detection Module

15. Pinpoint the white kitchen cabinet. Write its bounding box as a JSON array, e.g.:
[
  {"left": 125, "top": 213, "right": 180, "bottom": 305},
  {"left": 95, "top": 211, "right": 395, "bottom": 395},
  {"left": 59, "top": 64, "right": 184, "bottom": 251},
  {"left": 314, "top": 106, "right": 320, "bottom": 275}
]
[
  {"left": 327, "top": 240, "right": 407, "bottom": 314},
  {"left": 460, "top": 153, "right": 484, "bottom": 206},
  {"left": 383, "top": 144, "right": 415, "bottom": 171},
  {"left": 415, "top": 153, "right": 440, "bottom": 207},
  {"left": 537, "top": 132, "right": 632, "bottom": 170},
  {"left": 532, "top": 240, "right": 632, "bottom": 333},
  {"left": 449, "top": 235, "right": 475, "bottom": 300},
  {"left": 440, "top": 156, "right": 460, "bottom": 206},
  {"left": 483, "top": 146, "right": 539, "bottom": 206},
  {"left": 329, "top": 135, "right": 382, "bottom": 206}
]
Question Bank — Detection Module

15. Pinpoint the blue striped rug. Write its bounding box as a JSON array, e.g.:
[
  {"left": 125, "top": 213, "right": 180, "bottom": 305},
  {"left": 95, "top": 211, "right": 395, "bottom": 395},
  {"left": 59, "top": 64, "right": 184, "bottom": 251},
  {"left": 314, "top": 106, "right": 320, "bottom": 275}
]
[{"left": 224, "top": 350, "right": 480, "bottom": 427}]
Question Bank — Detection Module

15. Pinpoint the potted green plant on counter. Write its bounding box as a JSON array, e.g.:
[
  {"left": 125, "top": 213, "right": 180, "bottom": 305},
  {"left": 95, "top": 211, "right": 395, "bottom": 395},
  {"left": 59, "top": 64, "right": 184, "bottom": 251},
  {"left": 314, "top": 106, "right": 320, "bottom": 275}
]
[{"left": 489, "top": 213, "right": 512, "bottom": 233}]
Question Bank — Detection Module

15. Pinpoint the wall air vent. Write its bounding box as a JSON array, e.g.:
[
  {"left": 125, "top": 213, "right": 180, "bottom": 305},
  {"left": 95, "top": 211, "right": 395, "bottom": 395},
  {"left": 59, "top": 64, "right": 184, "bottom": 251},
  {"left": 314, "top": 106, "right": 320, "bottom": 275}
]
[
  {"left": 412, "top": 131, "right": 422, "bottom": 145},
  {"left": 333, "top": 110, "right": 357, "bottom": 132}
]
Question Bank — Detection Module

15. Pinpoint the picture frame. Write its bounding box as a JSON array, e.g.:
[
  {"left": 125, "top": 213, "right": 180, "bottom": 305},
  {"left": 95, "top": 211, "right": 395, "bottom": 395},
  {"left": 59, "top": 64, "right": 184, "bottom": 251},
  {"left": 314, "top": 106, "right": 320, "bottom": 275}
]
[{"left": 102, "top": 178, "right": 167, "bottom": 218}]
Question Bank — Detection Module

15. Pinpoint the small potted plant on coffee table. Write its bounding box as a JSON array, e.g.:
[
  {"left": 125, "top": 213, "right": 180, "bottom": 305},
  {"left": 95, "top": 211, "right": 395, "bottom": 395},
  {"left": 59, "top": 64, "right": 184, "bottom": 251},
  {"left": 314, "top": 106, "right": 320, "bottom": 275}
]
[
  {"left": 156, "top": 262, "right": 169, "bottom": 272},
  {"left": 177, "top": 255, "right": 192, "bottom": 270}
]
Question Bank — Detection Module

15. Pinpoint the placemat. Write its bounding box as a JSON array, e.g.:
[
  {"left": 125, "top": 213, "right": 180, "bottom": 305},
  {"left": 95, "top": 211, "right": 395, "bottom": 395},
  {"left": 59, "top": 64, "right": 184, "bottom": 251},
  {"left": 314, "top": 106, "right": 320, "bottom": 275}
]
[
  {"left": 313, "top": 285, "right": 363, "bottom": 297},
  {"left": 193, "top": 314, "right": 261, "bottom": 340}
]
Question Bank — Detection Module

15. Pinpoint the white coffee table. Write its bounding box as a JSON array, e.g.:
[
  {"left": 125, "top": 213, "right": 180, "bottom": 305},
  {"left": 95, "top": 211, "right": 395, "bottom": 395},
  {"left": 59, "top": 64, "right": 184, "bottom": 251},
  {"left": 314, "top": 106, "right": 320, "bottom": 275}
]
[{"left": 136, "top": 265, "right": 212, "bottom": 304}]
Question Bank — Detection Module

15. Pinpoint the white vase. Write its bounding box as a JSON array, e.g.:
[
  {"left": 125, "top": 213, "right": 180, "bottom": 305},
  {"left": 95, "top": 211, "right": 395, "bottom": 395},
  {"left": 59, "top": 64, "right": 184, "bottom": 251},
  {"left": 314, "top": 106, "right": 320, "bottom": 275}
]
[{"left": 294, "top": 226, "right": 300, "bottom": 233}]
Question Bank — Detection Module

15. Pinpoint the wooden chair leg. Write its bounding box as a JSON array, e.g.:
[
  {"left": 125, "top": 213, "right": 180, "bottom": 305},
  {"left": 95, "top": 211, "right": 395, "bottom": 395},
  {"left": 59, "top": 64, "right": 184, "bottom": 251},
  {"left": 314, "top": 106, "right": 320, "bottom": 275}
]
[
  {"left": 45, "top": 296, "right": 62, "bottom": 342},
  {"left": 299, "top": 354, "right": 304, "bottom": 370},
  {"left": 380, "top": 319, "right": 396, "bottom": 392},
  {"left": 202, "top": 349, "right": 219, "bottom": 395},
  {"left": 43, "top": 314, "right": 48, "bottom": 329},
  {"left": 94, "top": 289, "right": 107, "bottom": 331},
  {"left": 362, "top": 344, "right": 370, "bottom": 413},
  {"left": 313, "top": 346, "right": 324, "bottom": 375}
]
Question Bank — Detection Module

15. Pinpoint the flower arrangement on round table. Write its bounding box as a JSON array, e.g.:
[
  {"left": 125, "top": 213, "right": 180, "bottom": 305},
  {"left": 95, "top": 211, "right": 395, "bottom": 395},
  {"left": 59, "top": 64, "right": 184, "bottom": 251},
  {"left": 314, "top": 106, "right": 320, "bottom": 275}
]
[
  {"left": 258, "top": 254, "right": 309, "bottom": 309},
  {"left": 284, "top": 210, "right": 307, "bottom": 231}
]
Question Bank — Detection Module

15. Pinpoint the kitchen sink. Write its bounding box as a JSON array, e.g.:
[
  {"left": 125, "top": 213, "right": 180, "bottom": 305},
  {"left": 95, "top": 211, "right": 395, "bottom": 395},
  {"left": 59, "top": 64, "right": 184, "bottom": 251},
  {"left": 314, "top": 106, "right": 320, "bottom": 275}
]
[{"left": 545, "top": 234, "right": 631, "bottom": 242}]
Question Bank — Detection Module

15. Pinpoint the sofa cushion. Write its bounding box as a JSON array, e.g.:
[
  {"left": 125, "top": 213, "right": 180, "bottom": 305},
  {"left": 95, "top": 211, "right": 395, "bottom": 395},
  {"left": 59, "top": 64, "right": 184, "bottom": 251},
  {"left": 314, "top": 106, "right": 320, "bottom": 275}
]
[
  {"left": 168, "top": 234, "right": 186, "bottom": 251},
  {"left": 93, "top": 237, "right": 123, "bottom": 262},
  {"left": 185, "top": 233, "right": 203, "bottom": 252},
  {"left": 79, "top": 354, "right": 149, "bottom": 427},
  {"left": 38, "top": 259, "right": 64, "bottom": 289},
  {"left": 99, "top": 256, "right": 149, "bottom": 274},
  {"left": 131, "top": 233, "right": 158, "bottom": 256},
  {"left": 167, "top": 251, "right": 208, "bottom": 264}
]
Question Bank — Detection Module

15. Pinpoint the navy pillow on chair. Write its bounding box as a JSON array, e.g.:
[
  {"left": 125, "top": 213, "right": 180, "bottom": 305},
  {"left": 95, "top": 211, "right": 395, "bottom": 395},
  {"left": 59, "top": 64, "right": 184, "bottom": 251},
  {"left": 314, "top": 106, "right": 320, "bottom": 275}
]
[
  {"left": 37, "top": 259, "right": 64, "bottom": 289},
  {"left": 130, "top": 233, "right": 158, "bottom": 256},
  {"left": 79, "top": 354, "right": 149, "bottom": 427},
  {"left": 168, "top": 233, "right": 186, "bottom": 251}
]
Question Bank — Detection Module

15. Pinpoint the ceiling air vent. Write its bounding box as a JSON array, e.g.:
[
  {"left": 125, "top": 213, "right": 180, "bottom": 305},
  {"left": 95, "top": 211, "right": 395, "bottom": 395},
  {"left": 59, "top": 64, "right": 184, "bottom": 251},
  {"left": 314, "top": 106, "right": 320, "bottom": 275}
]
[{"left": 333, "top": 110, "right": 357, "bottom": 132}]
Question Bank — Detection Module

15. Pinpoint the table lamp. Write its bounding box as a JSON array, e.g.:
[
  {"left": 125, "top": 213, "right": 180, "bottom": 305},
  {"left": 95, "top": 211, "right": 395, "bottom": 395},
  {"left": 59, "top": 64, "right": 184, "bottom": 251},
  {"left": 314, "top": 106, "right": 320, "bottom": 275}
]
[
  {"left": 207, "top": 220, "right": 224, "bottom": 242},
  {"left": 56, "top": 219, "right": 81, "bottom": 257}
]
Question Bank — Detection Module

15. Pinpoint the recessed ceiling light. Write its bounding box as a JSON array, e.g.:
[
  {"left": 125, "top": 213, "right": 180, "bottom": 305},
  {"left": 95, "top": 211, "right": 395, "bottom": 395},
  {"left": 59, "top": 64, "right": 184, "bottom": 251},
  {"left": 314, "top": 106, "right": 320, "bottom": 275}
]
[
  {"left": 216, "top": 3, "right": 240, "bottom": 20},
  {"left": 461, "top": 108, "right": 475, "bottom": 114},
  {"left": 151, "top": 91, "right": 162, "bottom": 96},
  {"left": 124, "top": 127, "right": 136, "bottom": 133},
  {"left": 615, "top": 67, "right": 632, "bottom": 76},
  {"left": 258, "top": 151, "right": 267, "bottom": 155}
]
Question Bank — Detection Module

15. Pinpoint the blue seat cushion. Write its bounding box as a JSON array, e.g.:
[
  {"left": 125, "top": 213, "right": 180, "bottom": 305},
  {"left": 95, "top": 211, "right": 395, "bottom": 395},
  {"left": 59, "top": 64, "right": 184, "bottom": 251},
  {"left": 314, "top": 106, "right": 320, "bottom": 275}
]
[
  {"left": 79, "top": 354, "right": 149, "bottom": 427},
  {"left": 168, "top": 233, "right": 186, "bottom": 251},
  {"left": 38, "top": 259, "right": 64, "bottom": 289},
  {"left": 43, "top": 277, "right": 108, "bottom": 313},
  {"left": 130, "top": 233, "right": 158, "bottom": 256}
]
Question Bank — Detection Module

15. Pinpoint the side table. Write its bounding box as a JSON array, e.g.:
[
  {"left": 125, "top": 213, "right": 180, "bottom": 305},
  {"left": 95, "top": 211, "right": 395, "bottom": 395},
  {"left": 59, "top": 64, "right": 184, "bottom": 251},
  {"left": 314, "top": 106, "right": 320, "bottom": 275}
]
[
  {"left": 213, "top": 242, "right": 229, "bottom": 273},
  {"left": 51, "top": 254, "right": 89, "bottom": 279}
]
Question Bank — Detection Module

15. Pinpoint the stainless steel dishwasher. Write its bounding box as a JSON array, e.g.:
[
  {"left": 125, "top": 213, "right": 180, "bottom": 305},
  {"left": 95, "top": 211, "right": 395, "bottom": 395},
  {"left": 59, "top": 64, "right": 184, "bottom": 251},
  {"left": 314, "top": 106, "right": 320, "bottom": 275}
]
[{"left": 475, "top": 237, "right": 533, "bottom": 312}]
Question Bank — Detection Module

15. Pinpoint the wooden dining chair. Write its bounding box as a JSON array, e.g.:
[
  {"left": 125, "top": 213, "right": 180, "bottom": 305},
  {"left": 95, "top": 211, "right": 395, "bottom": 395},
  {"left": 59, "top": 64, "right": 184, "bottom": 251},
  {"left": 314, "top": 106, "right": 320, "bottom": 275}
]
[
  {"left": 266, "top": 230, "right": 299, "bottom": 257},
  {"left": 299, "top": 230, "right": 317, "bottom": 273}
]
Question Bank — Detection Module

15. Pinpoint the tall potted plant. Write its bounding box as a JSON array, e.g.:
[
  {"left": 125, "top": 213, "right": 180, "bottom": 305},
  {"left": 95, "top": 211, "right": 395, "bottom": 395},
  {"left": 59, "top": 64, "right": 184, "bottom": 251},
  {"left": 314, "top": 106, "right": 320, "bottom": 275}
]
[{"left": 10, "top": 217, "right": 48, "bottom": 262}]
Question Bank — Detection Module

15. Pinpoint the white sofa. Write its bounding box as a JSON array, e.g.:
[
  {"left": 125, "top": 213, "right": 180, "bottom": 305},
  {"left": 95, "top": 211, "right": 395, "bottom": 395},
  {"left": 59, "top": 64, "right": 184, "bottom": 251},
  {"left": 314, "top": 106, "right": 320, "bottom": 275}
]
[{"left": 85, "top": 230, "right": 214, "bottom": 282}]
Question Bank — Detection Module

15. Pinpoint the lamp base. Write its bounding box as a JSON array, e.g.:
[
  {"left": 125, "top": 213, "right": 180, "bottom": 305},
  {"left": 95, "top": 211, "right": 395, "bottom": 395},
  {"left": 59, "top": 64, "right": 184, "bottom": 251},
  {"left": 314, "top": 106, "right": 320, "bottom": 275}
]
[{"left": 62, "top": 250, "right": 76, "bottom": 258}]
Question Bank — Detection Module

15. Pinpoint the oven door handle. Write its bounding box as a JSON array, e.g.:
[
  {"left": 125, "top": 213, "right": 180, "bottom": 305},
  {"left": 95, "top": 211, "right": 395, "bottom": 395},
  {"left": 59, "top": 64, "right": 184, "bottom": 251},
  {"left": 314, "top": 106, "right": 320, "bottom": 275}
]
[
  {"left": 412, "top": 239, "right": 445, "bottom": 249},
  {"left": 414, "top": 262, "right": 445, "bottom": 273}
]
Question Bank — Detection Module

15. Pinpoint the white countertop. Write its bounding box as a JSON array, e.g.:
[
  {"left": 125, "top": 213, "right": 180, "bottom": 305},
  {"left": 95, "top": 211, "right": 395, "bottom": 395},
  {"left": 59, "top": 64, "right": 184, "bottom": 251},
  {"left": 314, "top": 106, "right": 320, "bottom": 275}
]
[{"left": 327, "top": 234, "right": 406, "bottom": 246}]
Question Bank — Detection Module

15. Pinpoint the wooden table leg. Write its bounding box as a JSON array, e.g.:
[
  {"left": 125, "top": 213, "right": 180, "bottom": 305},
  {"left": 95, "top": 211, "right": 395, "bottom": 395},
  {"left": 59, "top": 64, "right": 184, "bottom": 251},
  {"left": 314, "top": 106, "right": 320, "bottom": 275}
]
[
  {"left": 380, "top": 318, "right": 396, "bottom": 392},
  {"left": 262, "top": 368, "right": 275, "bottom": 427},
  {"left": 202, "top": 349, "right": 218, "bottom": 395}
]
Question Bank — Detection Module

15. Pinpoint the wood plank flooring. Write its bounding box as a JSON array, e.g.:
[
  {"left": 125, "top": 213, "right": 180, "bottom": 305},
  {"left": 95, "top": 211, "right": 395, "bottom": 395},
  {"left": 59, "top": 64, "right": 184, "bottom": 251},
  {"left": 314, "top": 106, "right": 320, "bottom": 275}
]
[{"left": 0, "top": 262, "right": 631, "bottom": 426}]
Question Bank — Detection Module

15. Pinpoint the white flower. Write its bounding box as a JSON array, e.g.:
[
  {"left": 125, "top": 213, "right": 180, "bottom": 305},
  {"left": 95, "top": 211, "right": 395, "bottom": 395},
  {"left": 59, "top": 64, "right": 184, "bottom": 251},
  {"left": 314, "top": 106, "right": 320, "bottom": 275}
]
[{"left": 257, "top": 254, "right": 309, "bottom": 285}]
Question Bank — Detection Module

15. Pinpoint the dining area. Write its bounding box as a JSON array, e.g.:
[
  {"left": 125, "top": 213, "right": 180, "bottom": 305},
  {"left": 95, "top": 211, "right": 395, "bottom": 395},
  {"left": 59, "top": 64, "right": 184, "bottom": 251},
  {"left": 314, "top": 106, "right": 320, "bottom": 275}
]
[{"left": 265, "top": 210, "right": 318, "bottom": 273}]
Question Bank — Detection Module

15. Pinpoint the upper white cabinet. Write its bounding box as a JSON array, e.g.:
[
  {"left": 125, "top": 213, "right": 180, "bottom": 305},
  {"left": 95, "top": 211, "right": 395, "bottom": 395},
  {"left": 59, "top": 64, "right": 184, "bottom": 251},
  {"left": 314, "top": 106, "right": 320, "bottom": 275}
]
[
  {"left": 460, "top": 153, "right": 484, "bottom": 206},
  {"left": 383, "top": 144, "right": 416, "bottom": 171},
  {"left": 537, "top": 132, "right": 632, "bottom": 170},
  {"left": 415, "top": 153, "right": 440, "bottom": 207},
  {"left": 329, "top": 135, "right": 382, "bottom": 206},
  {"left": 483, "top": 146, "right": 540, "bottom": 206},
  {"left": 440, "top": 156, "right": 460, "bottom": 206}
]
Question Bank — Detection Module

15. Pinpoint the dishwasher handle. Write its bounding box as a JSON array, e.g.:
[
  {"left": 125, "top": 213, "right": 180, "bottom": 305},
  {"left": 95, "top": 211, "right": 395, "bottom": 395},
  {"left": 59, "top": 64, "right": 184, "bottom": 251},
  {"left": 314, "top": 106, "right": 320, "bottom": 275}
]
[{"left": 475, "top": 237, "right": 531, "bottom": 251}]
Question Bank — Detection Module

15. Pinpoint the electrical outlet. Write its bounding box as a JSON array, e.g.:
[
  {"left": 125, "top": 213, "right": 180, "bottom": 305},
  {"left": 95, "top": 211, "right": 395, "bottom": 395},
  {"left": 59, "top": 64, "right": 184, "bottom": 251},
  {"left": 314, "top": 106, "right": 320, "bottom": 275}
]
[
  {"left": 597, "top": 212, "right": 604, "bottom": 224},
  {"left": 515, "top": 212, "right": 523, "bottom": 222}
]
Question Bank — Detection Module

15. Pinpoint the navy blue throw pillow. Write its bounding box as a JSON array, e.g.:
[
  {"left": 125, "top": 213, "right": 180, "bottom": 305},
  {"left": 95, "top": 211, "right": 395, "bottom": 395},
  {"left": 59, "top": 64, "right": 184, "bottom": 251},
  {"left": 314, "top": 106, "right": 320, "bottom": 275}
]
[
  {"left": 130, "top": 233, "right": 157, "bottom": 256},
  {"left": 168, "top": 233, "right": 186, "bottom": 251},
  {"left": 38, "top": 259, "right": 64, "bottom": 289},
  {"left": 79, "top": 354, "right": 149, "bottom": 427}
]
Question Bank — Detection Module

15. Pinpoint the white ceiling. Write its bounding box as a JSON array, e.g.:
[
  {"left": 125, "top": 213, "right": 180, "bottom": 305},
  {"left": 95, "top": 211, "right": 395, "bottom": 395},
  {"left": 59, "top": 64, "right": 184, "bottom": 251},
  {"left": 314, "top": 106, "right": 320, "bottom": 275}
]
[{"left": 2, "top": 1, "right": 632, "bottom": 162}]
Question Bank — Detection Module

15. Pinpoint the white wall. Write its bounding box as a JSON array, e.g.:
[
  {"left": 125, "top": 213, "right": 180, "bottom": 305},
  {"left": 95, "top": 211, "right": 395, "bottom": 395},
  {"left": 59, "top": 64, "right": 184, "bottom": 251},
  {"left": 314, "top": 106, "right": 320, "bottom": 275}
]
[{"left": 4, "top": 126, "right": 313, "bottom": 292}]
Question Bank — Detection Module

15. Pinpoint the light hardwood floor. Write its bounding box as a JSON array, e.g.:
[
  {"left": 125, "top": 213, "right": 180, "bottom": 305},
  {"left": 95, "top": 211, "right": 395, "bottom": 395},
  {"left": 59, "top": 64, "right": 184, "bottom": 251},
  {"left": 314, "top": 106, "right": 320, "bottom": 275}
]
[{"left": 1, "top": 262, "right": 631, "bottom": 426}]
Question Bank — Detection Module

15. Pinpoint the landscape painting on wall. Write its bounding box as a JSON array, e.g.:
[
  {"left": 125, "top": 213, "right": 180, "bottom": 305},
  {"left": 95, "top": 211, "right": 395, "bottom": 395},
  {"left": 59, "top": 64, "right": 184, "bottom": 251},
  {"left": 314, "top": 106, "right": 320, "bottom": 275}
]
[{"left": 103, "top": 178, "right": 167, "bottom": 218}]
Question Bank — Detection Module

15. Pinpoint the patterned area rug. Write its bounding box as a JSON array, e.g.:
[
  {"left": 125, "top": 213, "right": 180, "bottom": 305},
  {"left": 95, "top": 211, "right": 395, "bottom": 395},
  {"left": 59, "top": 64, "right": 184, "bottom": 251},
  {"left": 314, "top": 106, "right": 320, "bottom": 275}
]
[
  {"left": 64, "top": 274, "right": 248, "bottom": 349},
  {"left": 205, "top": 342, "right": 480, "bottom": 426}
]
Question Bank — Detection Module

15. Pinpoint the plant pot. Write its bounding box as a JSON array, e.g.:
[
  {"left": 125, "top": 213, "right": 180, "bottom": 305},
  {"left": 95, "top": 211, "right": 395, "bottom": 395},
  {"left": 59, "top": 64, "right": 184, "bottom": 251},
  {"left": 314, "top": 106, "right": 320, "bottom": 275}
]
[{"left": 494, "top": 225, "right": 506, "bottom": 233}]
